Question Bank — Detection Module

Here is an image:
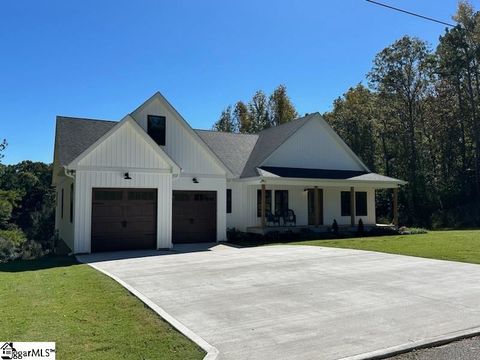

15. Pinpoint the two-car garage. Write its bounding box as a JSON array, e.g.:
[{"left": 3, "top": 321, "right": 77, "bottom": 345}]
[{"left": 91, "top": 188, "right": 217, "bottom": 252}]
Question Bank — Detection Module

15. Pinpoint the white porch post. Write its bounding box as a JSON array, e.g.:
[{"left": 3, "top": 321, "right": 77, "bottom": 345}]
[{"left": 314, "top": 186, "right": 319, "bottom": 227}]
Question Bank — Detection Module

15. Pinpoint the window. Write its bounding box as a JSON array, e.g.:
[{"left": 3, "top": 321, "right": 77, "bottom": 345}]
[
  {"left": 274, "top": 190, "right": 288, "bottom": 215},
  {"left": 194, "top": 193, "right": 215, "bottom": 201},
  {"left": 341, "top": 191, "right": 368, "bottom": 216},
  {"left": 257, "top": 189, "right": 272, "bottom": 217},
  {"left": 341, "top": 191, "right": 351, "bottom": 216},
  {"left": 70, "top": 184, "right": 74, "bottom": 223},
  {"left": 226, "top": 189, "right": 232, "bottom": 214},
  {"left": 147, "top": 115, "right": 166, "bottom": 146},
  {"left": 94, "top": 190, "right": 123, "bottom": 201},
  {"left": 128, "top": 190, "right": 156, "bottom": 201},
  {"left": 61, "top": 188, "right": 64, "bottom": 219},
  {"left": 355, "top": 192, "right": 367, "bottom": 216}
]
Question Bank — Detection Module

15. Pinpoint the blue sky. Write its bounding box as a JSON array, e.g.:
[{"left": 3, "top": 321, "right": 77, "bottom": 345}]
[{"left": 0, "top": 0, "right": 474, "bottom": 164}]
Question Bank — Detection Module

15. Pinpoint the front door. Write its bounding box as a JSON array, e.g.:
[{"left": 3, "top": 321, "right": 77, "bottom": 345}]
[{"left": 307, "top": 188, "right": 323, "bottom": 225}]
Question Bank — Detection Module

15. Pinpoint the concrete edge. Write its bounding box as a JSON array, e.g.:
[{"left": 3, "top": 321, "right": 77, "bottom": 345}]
[
  {"left": 77, "top": 257, "right": 219, "bottom": 360},
  {"left": 339, "top": 327, "right": 480, "bottom": 360}
]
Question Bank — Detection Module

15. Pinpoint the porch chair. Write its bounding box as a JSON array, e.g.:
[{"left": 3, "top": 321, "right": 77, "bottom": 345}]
[
  {"left": 266, "top": 211, "right": 280, "bottom": 226},
  {"left": 283, "top": 209, "right": 296, "bottom": 226}
]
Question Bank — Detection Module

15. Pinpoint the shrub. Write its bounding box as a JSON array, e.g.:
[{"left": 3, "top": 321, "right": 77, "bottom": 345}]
[
  {"left": 0, "top": 237, "right": 20, "bottom": 263},
  {"left": 368, "top": 227, "right": 399, "bottom": 236},
  {"left": 0, "top": 228, "right": 26, "bottom": 246},
  {"left": 20, "top": 240, "right": 47, "bottom": 260},
  {"left": 357, "top": 219, "right": 364, "bottom": 235},
  {"left": 0, "top": 228, "right": 49, "bottom": 263},
  {"left": 399, "top": 226, "right": 428, "bottom": 235}
]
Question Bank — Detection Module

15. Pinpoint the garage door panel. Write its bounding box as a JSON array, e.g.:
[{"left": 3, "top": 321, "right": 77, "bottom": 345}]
[
  {"left": 91, "top": 188, "right": 157, "bottom": 252},
  {"left": 172, "top": 191, "right": 216, "bottom": 244}
]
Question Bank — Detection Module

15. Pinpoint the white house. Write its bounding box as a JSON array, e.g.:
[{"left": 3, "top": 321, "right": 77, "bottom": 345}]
[{"left": 52, "top": 92, "right": 405, "bottom": 253}]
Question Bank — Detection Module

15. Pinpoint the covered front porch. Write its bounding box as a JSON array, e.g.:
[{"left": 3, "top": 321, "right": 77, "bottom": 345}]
[{"left": 229, "top": 167, "right": 405, "bottom": 235}]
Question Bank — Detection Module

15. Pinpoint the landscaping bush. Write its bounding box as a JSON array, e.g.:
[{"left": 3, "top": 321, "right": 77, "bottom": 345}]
[
  {"left": 399, "top": 226, "right": 428, "bottom": 235},
  {"left": 0, "top": 228, "right": 50, "bottom": 263}
]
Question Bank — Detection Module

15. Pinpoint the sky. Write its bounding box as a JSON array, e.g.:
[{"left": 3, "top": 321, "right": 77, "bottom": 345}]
[{"left": 0, "top": 0, "right": 476, "bottom": 164}]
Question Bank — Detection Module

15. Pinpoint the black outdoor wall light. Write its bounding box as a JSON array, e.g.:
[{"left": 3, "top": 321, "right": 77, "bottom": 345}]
[
  {"left": 192, "top": 177, "right": 199, "bottom": 183},
  {"left": 124, "top": 172, "right": 132, "bottom": 180}
]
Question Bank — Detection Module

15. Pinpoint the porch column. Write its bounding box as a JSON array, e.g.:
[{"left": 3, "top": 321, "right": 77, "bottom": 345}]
[
  {"left": 314, "top": 186, "right": 319, "bottom": 227},
  {"left": 261, "top": 183, "right": 266, "bottom": 229},
  {"left": 393, "top": 187, "right": 399, "bottom": 227},
  {"left": 350, "top": 186, "right": 355, "bottom": 227}
]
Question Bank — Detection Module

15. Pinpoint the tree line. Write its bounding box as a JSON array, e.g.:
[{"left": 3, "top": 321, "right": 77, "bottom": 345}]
[
  {"left": 0, "top": 142, "right": 55, "bottom": 261},
  {"left": 213, "top": 1, "right": 480, "bottom": 228},
  {"left": 213, "top": 85, "right": 298, "bottom": 133}
]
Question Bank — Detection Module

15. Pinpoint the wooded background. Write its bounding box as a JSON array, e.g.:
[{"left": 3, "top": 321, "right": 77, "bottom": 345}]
[{"left": 213, "top": 2, "right": 480, "bottom": 228}]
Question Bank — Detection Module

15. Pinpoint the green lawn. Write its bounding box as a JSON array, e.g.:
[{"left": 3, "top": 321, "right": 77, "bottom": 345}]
[
  {"left": 0, "top": 256, "right": 205, "bottom": 360},
  {"left": 289, "top": 230, "right": 480, "bottom": 264}
]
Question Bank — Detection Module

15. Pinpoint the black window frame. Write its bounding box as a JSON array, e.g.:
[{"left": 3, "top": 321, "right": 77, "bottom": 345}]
[
  {"left": 147, "top": 115, "right": 166, "bottom": 146},
  {"left": 226, "top": 189, "right": 232, "bottom": 214},
  {"left": 341, "top": 191, "right": 368, "bottom": 217},
  {"left": 257, "top": 189, "right": 272, "bottom": 217},
  {"left": 274, "top": 190, "right": 289, "bottom": 215},
  {"left": 355, "top": 191, "right": 368, "bottom": 216},
  {"left": 69, "top": 184, "right": 74, "bottom": 223}
]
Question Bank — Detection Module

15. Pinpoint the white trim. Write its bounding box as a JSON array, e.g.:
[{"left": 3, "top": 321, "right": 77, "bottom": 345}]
[
  {"left": 76, "top": 166, "right": 172, "bottom": 174},
  {"left": 180, "top": 173, "right": 227, "bottom": 179},
  {"left": 131, "top": 92, "right": 234, "bottom": 178},
  {"left": 234, "top": 176, "right": 403, "bottom": 188},
  {"left": 67, "top": 115, "right": 181, "bottom": 174}
]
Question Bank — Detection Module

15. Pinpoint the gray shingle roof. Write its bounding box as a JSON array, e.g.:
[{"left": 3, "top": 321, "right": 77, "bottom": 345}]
[
  {"left": 195, "top": 130, "right": 259, "bottom": 176},
  {"left": 54, "top": 113, "right": 404, "bottom": 184},
  {"left": 55, "top": 116, "right": 116, "bottom": 166}
]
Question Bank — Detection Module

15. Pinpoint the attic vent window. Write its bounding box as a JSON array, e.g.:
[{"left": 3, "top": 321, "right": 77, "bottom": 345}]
[{"left": 147, "top": 115, "right": 166, "bottom": 146}]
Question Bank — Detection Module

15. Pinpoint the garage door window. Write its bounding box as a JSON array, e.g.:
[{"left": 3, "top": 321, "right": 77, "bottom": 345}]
[
  {"left": 94, "top": 190, "right": 123, "bottom": 201},
  {"left": 128, "top": 190, "right": 156, "bottom": 201}
]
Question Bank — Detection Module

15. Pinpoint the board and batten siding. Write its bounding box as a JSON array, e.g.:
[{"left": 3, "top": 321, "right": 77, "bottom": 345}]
[
  {"left": 131, "top": 96, "right": 227, "bottom": 176},
  {"left": 74, "top": 170, "right": 172, "bottom": 253},
  {"left": 77, "top": 120, "right": 172, "bottom": 170},
  {"left": 263, "top": 119, "right": 366, "bottom": 171},
  {"left": 226, "top": 183, "right": 376, "bottom": 231}
]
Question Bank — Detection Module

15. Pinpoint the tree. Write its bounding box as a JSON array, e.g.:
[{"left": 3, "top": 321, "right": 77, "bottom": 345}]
[
  {"left": 213, "top": 85, "right": 299, "bottom": 134},
  {"left": 368, "top": 36, "right": 433, "bottom": 224},
  {"left": 213, "top": 106, "right": 236, "bottom": 132},
  {"left": 268, "top": 85, "right": 298, "bottom": 126},
  {"left": 0, "top": 139, "right": 6, "bottom": 162},
  {"left": 233, "top": 101, "right": 253, "bottom": 134},
  {"left": 323, "top": 84, "right": 378, "bottom": 171},
  {"left": 248, "top": 90, "right": 271, "bottom": 132}
]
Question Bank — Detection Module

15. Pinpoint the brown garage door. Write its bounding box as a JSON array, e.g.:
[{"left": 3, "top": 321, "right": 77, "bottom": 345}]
[
  {"left": 91, "top": 188, "right": 157, "bottom": 252},
  {"left": 172, "top": 191, "right": 216, "bottom": 243}
]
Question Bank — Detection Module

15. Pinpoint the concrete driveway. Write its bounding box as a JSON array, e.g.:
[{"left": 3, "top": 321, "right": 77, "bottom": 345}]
[{"left": 78, "top": 245, "right": 480, "bottom": 360}]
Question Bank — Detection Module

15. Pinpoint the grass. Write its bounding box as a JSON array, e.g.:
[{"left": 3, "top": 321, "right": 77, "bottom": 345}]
[
  {"left": 0, "top": 256, "right": 205, "bottom": 360},
  {"left": 289, "top": 230, "right": 480, "bottom": 264}
]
